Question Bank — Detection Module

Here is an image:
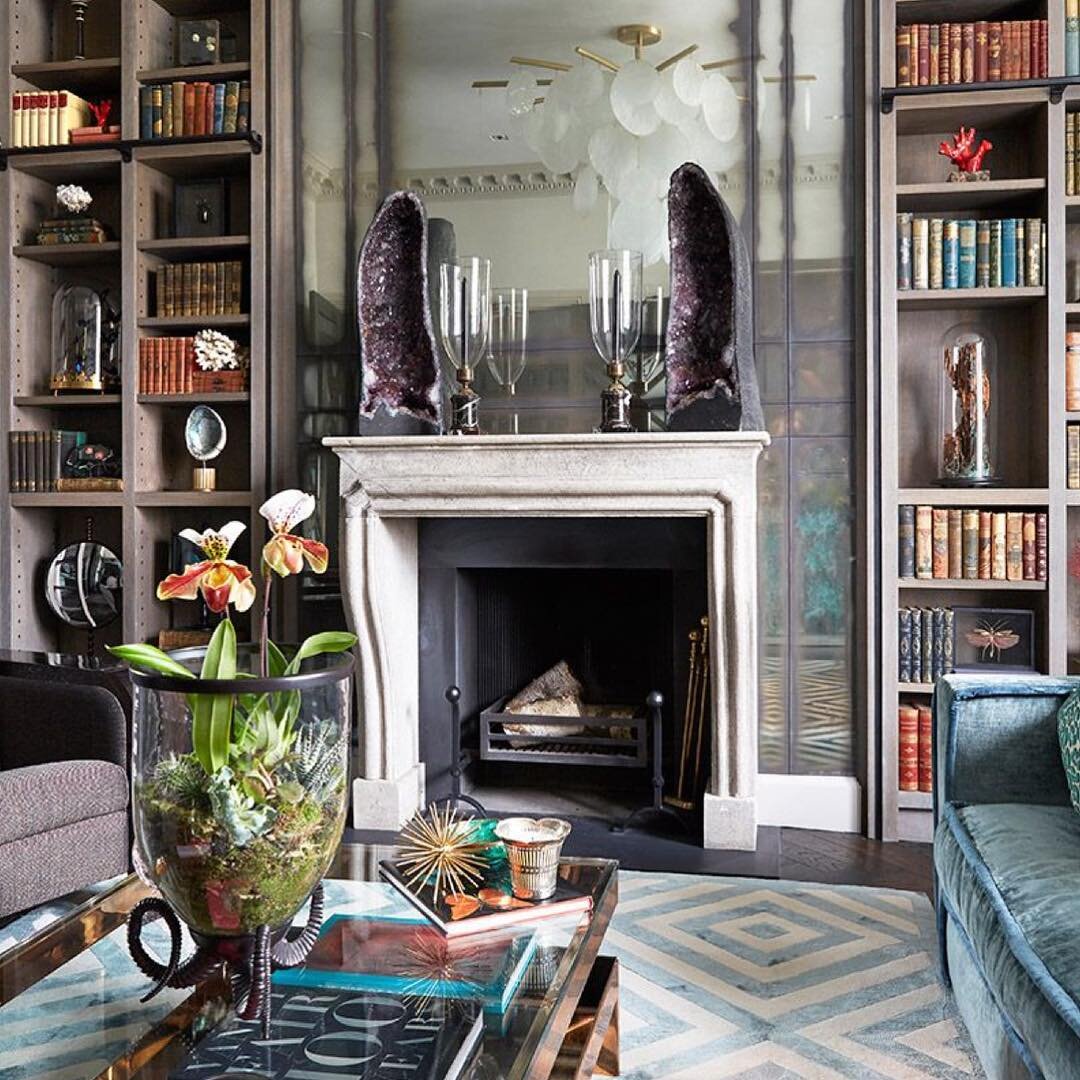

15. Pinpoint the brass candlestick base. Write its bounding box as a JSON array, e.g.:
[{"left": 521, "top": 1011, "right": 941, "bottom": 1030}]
[
  {"left": 192, "top": 465, "right": 217, "bottom": 491},
  {"left": 599, "top": 362, "right": 634, "bottom": 432},
  {"left": 449, "top": 367, "right": 481, "bottom": 435}
]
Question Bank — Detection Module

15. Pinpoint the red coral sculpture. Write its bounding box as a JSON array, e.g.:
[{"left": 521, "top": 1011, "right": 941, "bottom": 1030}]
[
  {"left": 939, "top": 126, "right": 993, "bottom": 173},
  {"left": 89, "top": 99, "right": 113, "bottom": 130}
]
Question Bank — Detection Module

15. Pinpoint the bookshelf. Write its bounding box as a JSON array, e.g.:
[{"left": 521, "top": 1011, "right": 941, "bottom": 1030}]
[
  {"left": 877, "top": 0, "right": 1070, "bottom": 841},
  {"left": 0, "top": 0, "right": 266, "bottom": 654}
]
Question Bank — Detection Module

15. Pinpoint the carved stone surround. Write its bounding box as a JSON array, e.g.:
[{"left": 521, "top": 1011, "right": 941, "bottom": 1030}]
[{"left": 325, "top": 432, "right": 769, "bottom": 850}]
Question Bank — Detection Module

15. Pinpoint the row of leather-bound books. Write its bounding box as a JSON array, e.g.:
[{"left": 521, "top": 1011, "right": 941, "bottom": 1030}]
[{"left": 898, "top": 506, "right": 1047, "bottom": 582}]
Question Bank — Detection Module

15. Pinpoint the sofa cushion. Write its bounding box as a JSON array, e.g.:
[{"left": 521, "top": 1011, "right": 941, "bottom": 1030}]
[
  {"left": 936, "top": 802, "right": 1080, "bottom": 1079},
  {"left": 1057, "top": 687, "right": 1080, "bottom": 813},
  {"left": 0, "top": 760, "right": 128, "bottom": 844}
]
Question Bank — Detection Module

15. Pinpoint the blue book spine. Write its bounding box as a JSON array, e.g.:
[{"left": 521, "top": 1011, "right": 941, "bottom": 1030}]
[
  {"left": 957, "top": 220, "right": 976, "bottom": 288},
  {"left": 932, "top": 608, "right": 945, "bottom": 680},
  {"left": 921, "top": 608, "right": 933, "bottom": 683},
  {"left": 1001, "top": 218, "right": 1017, "bottom": 287},
  {"left": 139, "top": 85, "right": 153, "bottom": 140},
  {"left": 943, "top": 221, "right": 959, "bottom": 289},
  {"left": 1068, "top": 17, "right": 1080, "bottom": 76},
  {"left": 910, "top": 607, "right": 922, "bottom": 684},
  {"left": 898, "top": 504, "right": 916, "bottom": 576},
  {"left": 213, "top": 83, "right": 225, "bottom": 134},
  {"left": 898, "top": 608, "right": 912, "bottom": 683},
  {"left": 990, "top": 220, "right": 1002, "bottom": 287}
]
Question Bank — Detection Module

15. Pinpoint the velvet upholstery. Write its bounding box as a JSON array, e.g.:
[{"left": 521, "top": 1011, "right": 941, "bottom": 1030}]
[{"left": 933, "top": 674, "right": 1080, "bottom": 1080}]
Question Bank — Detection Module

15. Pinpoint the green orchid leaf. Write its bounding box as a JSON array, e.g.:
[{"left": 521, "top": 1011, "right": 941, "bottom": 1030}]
[
  {"left": 191, "top": 619, "right": 236, "bottom": 774},
  {"left": 107, "top": 644, "right": 194, "bottom": 680},
  {"left": 267, "top": 640, "right": 289, "bottom": 678},
  {"left": 284, "top": 631, "right": 358, "bottom": 676}
]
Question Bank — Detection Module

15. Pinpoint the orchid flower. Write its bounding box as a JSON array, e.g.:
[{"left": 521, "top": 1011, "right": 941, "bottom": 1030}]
[
  {"left": 157, "top": 521, "right": 256, "bottom": 614},
  {"left": 259, "top": 490, "right": 329, "bottom": 577}
]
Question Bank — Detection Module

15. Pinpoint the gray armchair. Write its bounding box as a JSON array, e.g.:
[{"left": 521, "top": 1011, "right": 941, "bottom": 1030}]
[{"left": 0, "top": 676, "right": 129, "bottom": 918}]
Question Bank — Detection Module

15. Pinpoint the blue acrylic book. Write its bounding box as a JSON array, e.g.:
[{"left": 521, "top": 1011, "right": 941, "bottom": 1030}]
[{"left": 273, "top": 913, "right": 538, "bottom": 1015}]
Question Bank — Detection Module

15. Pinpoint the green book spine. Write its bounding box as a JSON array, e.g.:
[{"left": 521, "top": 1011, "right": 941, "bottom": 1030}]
[
  {"left": 1026, "top": 217, "right": 1042, "bottom": 287},
  {"left": 929, "top": 218, "right": 943, "bottom": 289},
  {"left": 975, "top": 220, "right": 991, "bottom": 287},
  {"left": 958, "top": 219, "right": 977, "bottom": 288},
  {"left": 990, "top": 219, "right": 1002, "bottom": 287}
]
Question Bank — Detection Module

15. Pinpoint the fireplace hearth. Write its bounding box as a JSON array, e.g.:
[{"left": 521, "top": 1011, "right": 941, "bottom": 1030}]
[{"left": 326, "top": 432, "right": 768, "bottom": 849}]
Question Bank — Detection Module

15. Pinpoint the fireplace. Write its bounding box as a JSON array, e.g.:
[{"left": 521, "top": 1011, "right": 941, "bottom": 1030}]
[
  {"left": 418, "top": 519, "right": 706, "bottom": 819},
  {"left": 326, "top": 432, "right": 768, "bottom": 849}
]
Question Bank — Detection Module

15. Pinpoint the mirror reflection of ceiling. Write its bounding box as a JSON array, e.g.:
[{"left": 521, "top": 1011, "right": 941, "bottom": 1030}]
[{"left": 298, "top": 1, "right": 847, "bottom": 173}]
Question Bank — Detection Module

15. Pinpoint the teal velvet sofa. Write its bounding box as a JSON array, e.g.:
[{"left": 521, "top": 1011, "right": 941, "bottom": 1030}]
[{"left": 934, "top": 674, "right": 1080, "bottom": 1079}]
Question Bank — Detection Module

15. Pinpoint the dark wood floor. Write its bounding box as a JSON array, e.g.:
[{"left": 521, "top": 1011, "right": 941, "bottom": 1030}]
[
  {"left": 346, "top": 823, "right": 935, "bottom": 897},
  {"left": 778, "top": 828, "right": 934, "bottom": 897}
]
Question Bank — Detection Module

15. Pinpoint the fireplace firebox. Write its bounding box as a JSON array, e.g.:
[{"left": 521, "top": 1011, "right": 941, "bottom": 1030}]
[{"left": 418, "top": 519, "right": 706, "bottom": 819}]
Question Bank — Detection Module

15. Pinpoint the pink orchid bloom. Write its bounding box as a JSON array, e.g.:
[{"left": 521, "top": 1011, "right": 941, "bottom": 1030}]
[
  {"left": 156, "top": 521, "right": 256, "bottom": 614},
  {"left": 259, "top": 490, "right": 329, "bottom": 577}
]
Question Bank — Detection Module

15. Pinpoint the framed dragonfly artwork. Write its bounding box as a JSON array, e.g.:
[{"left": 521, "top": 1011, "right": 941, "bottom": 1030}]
[{"left": 952, "top": 607, "right": 1037, "bottom": 673}]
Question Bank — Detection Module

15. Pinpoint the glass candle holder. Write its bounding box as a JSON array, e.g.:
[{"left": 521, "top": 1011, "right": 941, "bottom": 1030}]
[
  {"left": 588, "top": 248, "right": 643, "bottom": 432},
  {"left": 439, "top": 256, "right": 491, "bottom": 435},
  {"left": 938, "top": 324, "right": 998, "bottom": 486},
  {"left": 487, "top": 287, "right": 528, "bottom": 434}
]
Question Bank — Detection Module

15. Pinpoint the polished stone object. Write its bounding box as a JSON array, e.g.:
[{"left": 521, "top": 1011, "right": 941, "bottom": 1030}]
[
  {"left": 357, "top": 191, "right": 441, "bottom": 433},
  {"left": 665, "top": 163, "right": 764, "bottom": 432}
]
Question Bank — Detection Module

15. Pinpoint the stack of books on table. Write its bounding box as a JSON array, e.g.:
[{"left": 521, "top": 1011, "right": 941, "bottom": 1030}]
[{"left": 35, "top": 216, "right": 108, "bottom": 245}]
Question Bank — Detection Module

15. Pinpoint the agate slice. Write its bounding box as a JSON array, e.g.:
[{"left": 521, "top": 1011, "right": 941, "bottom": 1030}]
[
  {"left": 665, "top": 163, "right": 764, "bottom": 432},
  {"left": 357, "top": 191, "right": 441, "bottom": 431}
]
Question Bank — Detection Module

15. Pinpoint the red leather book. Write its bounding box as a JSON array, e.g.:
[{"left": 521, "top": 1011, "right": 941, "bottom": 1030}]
[
  {"left": 1022, "top": 512, "right": 1036, "bottom": 580},
  {"left": 917, "top": 706, "right": 933, "bottom": 793},
  {"left": 918, "top": 24, "right": 930, "bottom": 85},
  {"left": 183, "top": 83, "right": 196, "bottom": 136},
  {"left": 961, "top": 23, "right": 975, "bottom": 83},
  {"left": 203, "top": 82, "right": 214, "bottom": 135},
  {"left": 939, "top": 22, "right": 951, "bottom": 83},
  {"left": 193, "top": 82, "right": 207, "bottom": 136},
  {"left": 987, "top": 22, "right": 1002, "bottom": 80},
  {"left": 1040, "top": 20, "right": 1048, "bottom": 77},
  {"left": 1020, "top": 21, "right": 1031, "bottom": 80},
  {"left": 929, "top": 24, "right": 940, "bottom": 85},
  {"left": 899, "top": 706, "right": 919, "bottom": 792},
  {"left": 1037, "top": 512, "right": 1048, "bottom": 581},
  {"left": 974, "top": 21, "right": 988, "bottom": 82}
]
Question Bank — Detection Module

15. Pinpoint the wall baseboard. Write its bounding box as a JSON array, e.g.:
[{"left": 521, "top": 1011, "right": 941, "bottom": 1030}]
[{"left": 756, "top": 774, "right": 862, "bottom": 833}]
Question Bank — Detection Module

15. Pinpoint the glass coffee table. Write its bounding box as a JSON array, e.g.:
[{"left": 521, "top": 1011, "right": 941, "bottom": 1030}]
[{"left": 0, "top": 845, "right": 619, "bottom": 1080}]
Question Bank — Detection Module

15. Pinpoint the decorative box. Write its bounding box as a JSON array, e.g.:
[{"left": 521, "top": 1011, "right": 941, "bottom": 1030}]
[
  {"left": 191, "top": 369, "right": 246, "bottom": 393},
  {"left": 176, "top": 19, "right": 220, "bottom": 66}
]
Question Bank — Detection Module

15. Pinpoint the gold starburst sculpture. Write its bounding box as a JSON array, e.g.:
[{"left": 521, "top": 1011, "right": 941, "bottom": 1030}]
[
  {"left": 398, "top": 931, "right": 486, "bottom": 1014},
  {"left": 397, "top": 803, "right": 487, "bottom": 903}
]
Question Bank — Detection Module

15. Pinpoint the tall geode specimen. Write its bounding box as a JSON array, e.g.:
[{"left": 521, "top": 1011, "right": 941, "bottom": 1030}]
[
  {"left": 665, "top": 164, "right": 764, "bottom": 432},
  {"left": 357, "top": 191, "right": 441, "bottom": 434}
]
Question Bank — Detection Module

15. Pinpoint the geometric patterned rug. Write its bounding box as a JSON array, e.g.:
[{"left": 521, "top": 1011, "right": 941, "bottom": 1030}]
[
  {"left": 610, "top": 873, "right": 983, "bottom": 1079},
  {"left": 0, "top": 872, "right": 981, "bottom": 1079}
]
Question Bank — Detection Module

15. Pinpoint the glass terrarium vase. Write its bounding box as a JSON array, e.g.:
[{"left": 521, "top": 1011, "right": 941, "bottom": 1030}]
[
  {"left": 129, "top": 643, "right": 352, "bottom": 938},
  {"left": 51, "top": 283, "right": 103, "bottom": 391},
  {"left": 938, "top": 324, "right": 998, "bottom": 486}
]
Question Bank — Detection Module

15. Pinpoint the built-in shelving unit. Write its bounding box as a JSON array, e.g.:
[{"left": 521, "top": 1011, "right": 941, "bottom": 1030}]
[
  {"left": 0, "top": 0, "right": 266, "bottom": 654},
  {"left": 877, "top": 0, "right": 1070, "bottom": 841}
]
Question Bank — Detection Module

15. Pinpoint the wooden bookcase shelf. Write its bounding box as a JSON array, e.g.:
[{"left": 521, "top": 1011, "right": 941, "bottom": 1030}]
[
  {"left": 876, "top": 0, "right": 1068, "bottom": 842},
  {"left": 13, "top": 241, "right": 121, "bottom": 265},
  {"left": 0, "top": 0, "right": 267, "bottom": 653}
]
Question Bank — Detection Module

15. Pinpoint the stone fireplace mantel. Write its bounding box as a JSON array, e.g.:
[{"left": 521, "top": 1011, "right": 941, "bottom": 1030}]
[{"left": 325, "top": 431, "right": 769, "bottom": 850}]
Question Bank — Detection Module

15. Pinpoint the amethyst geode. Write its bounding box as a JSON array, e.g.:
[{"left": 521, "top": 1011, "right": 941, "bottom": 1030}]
[
  {"left": 665, "top": 164, "right": 764, "bottom": 432},
  {"left": 357, "top": 191, "right": 441, "bottom": 432}
]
